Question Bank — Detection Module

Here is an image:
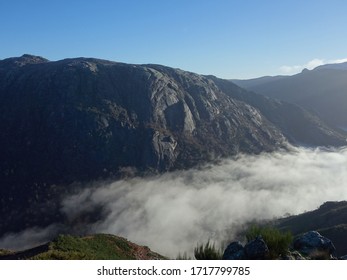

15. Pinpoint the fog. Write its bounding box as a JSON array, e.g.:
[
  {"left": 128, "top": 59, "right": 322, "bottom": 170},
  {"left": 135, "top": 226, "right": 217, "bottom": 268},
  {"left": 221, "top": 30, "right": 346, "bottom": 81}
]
[
  {"left": 1, "top": 147, "right": 347, "bottom": 257},
  {"left": 0, "top": 225, "right": 61, "bottom": 252}
]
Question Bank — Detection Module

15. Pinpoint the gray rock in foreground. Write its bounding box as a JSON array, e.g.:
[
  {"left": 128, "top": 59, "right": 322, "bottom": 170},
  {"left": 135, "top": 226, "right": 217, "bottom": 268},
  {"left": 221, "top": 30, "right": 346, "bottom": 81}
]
[
  {"left": 293, "top": 231, "right": 336, "bottom": 259},
  {"left": 244, "top": 236, "right": 269, "bottom": 260},
  {"left": 223, "top": 241, "right": 246, "bottom": 260}
]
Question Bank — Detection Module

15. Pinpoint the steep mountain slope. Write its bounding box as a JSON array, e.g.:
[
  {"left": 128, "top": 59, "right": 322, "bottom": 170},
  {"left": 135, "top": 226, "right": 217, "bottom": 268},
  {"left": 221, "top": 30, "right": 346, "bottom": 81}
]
[
  {"left": 0, "top": 55, "right": 285, "bottom": 177},
  {"left": 210, "top": 77, "right": 347, "bottom": 146},
  {"left": 0, "top": 55, "right": 346, "bottom": 237},
  {"left": 232, "top": 64, "right": 347, "bottom": 129}
]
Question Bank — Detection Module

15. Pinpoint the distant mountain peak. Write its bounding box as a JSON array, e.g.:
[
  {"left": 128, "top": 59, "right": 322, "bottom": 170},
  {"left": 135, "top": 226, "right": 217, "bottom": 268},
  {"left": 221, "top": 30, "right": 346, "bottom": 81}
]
[
  {"left": 21, "top": 53, "right": 45, "bottom": 59},
  {"left": 0, "top": 54, "right": 49, "bottom": 68},
  {"left": 232, "top": 62, "right": 347, "bottom": 129},
  {"left": 18, "top": 54, "right": 49, "bottom": 64}
]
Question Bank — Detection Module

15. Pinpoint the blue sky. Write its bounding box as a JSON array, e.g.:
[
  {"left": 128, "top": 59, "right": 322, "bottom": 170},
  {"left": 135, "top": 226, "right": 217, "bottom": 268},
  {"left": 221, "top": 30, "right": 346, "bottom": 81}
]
[{"left": 1, "top": 0, "right": 347, "bottom": 78}]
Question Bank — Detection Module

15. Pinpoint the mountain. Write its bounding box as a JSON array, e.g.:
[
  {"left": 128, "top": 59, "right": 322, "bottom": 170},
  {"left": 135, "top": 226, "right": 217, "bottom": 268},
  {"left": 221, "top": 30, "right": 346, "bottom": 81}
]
[
  {"left": 0, "top": 233, "right": 166, "bottom": 260},
  {"left": 0, "top": 55, "right": 346, "bottom": 237},
  {"left": 209, "top": 76, "right": 346, "bottom": 146},
  {"left": 232, "top": 63, "right": 347, "bottom": 130}
]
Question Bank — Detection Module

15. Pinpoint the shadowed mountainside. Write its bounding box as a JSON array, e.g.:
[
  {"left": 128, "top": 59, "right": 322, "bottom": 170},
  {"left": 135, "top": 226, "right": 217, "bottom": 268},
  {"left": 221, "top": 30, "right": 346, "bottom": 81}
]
[
  {"left": 232, "top": 63, "right": 347, "bottom": 129},
  {"left": 274, "top": 201, "right": 347, "bottom": 257}
]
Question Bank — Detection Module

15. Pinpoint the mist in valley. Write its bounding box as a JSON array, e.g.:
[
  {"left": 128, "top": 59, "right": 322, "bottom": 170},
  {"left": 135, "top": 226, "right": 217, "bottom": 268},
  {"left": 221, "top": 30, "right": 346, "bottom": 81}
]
[{"left": 1, "top": 146, "right": 347, "bottom": 258}]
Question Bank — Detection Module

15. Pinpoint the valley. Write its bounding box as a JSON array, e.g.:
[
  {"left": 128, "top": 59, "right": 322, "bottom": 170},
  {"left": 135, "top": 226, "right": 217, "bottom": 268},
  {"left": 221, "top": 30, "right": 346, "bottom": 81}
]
[{"left": 0, "top": 55, "right": 346, "bottom": 259}]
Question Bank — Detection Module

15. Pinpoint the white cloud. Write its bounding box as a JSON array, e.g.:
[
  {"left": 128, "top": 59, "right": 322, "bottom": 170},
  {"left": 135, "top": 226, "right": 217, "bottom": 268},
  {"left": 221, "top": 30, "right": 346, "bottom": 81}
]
[
  {"left": 279, "top": 57, "right": 347, "bottom": 75},
  {"left": 0, "top": 225, "right": 61, "bottom": 251},
  {"left": 306, "top": 58, "right": 325, "bottom": 69},
  {"left": 328, "top": 58, "right": 347, "bottom": 64},
  {"left": 1, "top": 147, "right": 347, "bottom": 258},
  {"left": 64, "top": 146, "right": 347, "bottom": 257}
]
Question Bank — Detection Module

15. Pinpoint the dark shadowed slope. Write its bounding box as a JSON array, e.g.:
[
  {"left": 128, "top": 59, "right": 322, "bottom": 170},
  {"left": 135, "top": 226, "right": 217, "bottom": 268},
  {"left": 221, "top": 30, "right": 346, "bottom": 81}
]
[
  {"left": 274, "top": 201, "right": 347, "bottom": 257},
  {"left": 232, "top": 63, "right": 347, "bottom": 129},
  {"left": 209, "top": 76, "right": 347, "bottom": 146}
]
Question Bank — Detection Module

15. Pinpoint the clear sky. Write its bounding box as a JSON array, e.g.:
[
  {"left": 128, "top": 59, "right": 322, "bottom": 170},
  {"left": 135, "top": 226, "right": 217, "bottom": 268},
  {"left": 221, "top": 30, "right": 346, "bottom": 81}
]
[{"left": 1, "top": 0, "right": 347, "bottom": 79}]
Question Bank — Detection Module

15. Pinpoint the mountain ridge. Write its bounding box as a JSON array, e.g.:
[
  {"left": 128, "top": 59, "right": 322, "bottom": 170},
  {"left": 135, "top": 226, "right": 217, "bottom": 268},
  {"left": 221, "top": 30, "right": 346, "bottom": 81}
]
[{"left": 232, "top": 61, "right": 347, "bottom": 128}]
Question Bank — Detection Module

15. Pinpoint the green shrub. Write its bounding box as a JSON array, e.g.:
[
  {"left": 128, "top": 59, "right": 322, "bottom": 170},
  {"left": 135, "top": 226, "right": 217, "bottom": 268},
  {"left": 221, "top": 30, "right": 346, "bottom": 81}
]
[
  {"left": 194, "top": 240, "right": 222, "bottom": 260},
  {"left": 34, "top": 234, "right": 135, "bottom": 260},
  {"left": 246, "top": 225, "right": 293, "bottom": 259}
]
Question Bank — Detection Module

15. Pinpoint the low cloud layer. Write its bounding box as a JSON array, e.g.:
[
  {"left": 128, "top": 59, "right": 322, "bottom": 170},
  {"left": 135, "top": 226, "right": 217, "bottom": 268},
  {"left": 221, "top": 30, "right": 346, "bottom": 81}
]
[
  {"left": 0, "top": 225, "right": 61, "bottom": 252},
  {"left": 64, "top": 146, "right": 347, "bottom": 257},
  {"left": 1, "top": 147, "right": 347, "bottom": 257},
  {"left": 279, "top": 58, "right": 347, "bottom": 75}
]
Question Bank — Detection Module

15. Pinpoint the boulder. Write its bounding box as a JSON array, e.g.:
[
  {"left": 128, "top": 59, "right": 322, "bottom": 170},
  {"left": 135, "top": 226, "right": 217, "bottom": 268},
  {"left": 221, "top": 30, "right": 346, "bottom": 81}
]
[
  {"left": 222, "top": 241, "right": 245, "bottom": 260},
  {"left": 293, "top": 231, "right": 336, "bottom": 259},
  {"left": 244, "top": 236, "right": 269, "bottom": 260}
]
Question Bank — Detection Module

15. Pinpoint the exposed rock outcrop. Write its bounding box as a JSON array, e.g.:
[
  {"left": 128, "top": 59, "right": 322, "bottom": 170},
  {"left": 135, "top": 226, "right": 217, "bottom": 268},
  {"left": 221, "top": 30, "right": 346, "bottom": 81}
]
[
  {"left": 244, "top": 237, "right": 269, "bottom": 260},
  {"left": 293, "top": 231, "right": 336, "bottom": 259},
  {"left": 223, "top": 241, "right": 246, "bottom": 260}
]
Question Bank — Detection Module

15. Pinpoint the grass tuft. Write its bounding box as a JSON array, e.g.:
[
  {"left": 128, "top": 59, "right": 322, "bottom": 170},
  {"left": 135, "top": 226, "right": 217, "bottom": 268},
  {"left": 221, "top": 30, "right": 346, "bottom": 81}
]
[
  {"left": 246, "top": 225, "right": 293, "bottom": 259},
  {"left": 194, "top": 240, "right": 222, "bottom": 260}
]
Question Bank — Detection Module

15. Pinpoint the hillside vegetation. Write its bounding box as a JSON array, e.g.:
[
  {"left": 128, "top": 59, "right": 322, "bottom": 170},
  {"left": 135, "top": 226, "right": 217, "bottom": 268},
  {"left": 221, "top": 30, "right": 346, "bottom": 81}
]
[{"left": 0, "top": 234, "right": 166, "bottom": 260}]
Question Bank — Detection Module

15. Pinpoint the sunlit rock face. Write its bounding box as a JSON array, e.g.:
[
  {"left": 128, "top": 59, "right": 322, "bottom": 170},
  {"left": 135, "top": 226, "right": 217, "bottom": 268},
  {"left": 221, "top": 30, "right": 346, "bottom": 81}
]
[{"left": 0, "top": 55, "right": 288, "bottom": 178}]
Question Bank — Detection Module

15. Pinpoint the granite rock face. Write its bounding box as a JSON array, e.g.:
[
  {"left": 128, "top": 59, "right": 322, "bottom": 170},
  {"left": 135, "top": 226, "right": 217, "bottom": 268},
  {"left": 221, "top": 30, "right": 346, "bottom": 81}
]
[{"left": 0, "top": 56, "right": 288, "bottom": 178}]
